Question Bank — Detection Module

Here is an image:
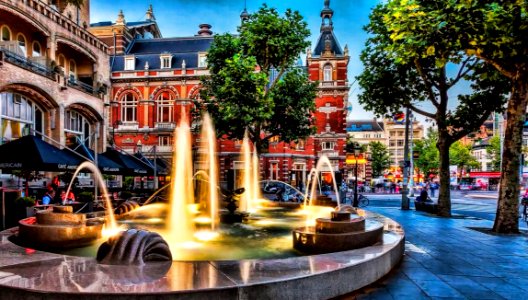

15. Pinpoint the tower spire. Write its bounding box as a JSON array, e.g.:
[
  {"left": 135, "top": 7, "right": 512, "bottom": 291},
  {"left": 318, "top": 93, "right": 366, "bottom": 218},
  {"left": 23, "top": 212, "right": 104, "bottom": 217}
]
[
  {"left": 320, "top": 0, "right": 334, "bottom": 32},
  {"left": 240, "top": 0, "right": 250, "bottom": 22}
]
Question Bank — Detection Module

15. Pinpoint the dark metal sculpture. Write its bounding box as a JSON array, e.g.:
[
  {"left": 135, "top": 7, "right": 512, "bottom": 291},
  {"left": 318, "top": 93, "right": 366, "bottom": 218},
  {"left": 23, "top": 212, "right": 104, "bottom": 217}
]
[
  {"left": 96, "top": 229, "right": 172, "bottom": 265},
  {"left": 114, "top": 200, "right": 140, "bottom": 216}
]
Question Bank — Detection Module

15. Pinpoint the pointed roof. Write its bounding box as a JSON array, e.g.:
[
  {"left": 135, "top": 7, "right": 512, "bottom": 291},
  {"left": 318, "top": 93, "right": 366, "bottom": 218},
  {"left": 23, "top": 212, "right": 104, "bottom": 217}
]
[{"left": 312, "top": 0, "right": 343, "bottom": 56}]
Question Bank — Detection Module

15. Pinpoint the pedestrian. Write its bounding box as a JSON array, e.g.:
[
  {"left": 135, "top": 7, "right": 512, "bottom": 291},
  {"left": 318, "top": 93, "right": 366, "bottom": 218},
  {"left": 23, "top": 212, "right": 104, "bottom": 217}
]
[
  {"left": 430, "top": 182, "right": 438, "bottom": 197},
  {"left": 41, "top": 189, "right": 55, "bottom": 205}
]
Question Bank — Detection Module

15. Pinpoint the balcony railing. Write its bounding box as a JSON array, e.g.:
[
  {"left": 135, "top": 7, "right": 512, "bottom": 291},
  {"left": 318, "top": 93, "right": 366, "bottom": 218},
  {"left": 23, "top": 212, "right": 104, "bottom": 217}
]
[
  {"left": 13, "top": 0, "right": 108, "bottom": 53},
  {"left": 0, "top": 48, "right": 56, "bottom": 81},
  {"left": 67, "top": 78, "right": 96, "bottom": 95},
  {"left": 155, "top": 122, "right": 176, "bottom": 131}
]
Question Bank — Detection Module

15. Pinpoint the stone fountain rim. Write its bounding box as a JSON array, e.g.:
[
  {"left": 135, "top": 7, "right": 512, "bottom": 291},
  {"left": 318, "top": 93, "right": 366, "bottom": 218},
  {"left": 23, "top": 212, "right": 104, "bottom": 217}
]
[{"left": 0, "top": 210, "right": 405, "bottom": 299}]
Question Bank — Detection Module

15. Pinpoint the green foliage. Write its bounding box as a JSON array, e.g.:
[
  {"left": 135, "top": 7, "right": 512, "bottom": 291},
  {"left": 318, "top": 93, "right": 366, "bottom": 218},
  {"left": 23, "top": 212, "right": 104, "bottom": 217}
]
[
  {"left": 449, "top": 141, "right": 479, "bottom": 172},
  {"left": 77, "top": 191, "right": 94, "bottom": 202},
  {"left": 413, "top": 128, "right": 440, "bottom": 176},
  {"left": 368, "top": 141, "right": 391, "bottom": 177},
  {"left": 486, "top": 136, "right": 501, "bottom": 171},
  {"left": 15, "top": 196, "right": 36, "bottom": 207},
  {"left": 199, "top": 5, "right": 317, "bottom": 152},
  {"left": 358, "top": 1, "right": 511, "bottom": 216}
]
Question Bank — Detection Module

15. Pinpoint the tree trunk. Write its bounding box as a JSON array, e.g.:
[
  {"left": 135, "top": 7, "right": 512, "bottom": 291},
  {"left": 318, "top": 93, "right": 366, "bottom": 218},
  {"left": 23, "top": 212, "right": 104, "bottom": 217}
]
[
  {"left": 436, "top": 131, "right": 452, "bottom": 217},
  {"left": 493, "top": 78, "right": 527, "bottom": 233}
]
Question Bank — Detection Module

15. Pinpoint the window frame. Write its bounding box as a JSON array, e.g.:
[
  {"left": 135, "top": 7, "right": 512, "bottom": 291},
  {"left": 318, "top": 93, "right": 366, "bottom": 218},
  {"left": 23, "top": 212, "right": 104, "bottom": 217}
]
[{"left": 120, "top": 93, "right": 138, "bottom": 123}]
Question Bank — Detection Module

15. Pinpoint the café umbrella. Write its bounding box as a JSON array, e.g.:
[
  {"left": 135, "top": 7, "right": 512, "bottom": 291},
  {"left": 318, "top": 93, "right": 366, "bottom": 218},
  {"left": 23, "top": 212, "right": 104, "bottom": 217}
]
[{"left": 0, "top": 135, "right": 82, "bottom": 195}]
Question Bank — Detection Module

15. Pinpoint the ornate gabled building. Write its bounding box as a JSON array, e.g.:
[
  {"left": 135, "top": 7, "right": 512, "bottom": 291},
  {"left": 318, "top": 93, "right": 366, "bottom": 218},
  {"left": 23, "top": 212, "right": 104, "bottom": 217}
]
[
  {"left": 0, "top": 0, "right": 110, "bottom": 172},
  {"left": 304, "top": 0, "right": 350, "bottom": 185},
  {"left": 95, "top": 0, "right": 350, "bottom": 190}
]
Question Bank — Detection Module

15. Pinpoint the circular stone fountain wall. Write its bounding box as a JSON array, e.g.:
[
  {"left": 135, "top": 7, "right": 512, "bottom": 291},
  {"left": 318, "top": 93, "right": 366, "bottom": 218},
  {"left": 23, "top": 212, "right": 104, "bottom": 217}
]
[{"left": 0, "top": 210, "right": 404, "bottom": 299}]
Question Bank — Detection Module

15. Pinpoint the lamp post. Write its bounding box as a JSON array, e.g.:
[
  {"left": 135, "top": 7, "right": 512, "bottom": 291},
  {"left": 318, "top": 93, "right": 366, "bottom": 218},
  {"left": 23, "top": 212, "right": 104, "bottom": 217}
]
[{"left": 353, "top": 142, "right": 361, "bottom": 207}]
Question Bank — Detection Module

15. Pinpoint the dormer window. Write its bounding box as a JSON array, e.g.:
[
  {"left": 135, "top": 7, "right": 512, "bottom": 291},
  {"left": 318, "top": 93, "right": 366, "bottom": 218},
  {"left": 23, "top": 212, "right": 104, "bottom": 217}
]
[
  {"left": 160, "top": 54, "right": 172, "bottom": 69},
  {"left": 321, "top": 141, "right": 335, "bottom": 151},
  {"left": 124, "top": 56, "right": 135, "bottom": 71},
  {"left": 198, "top": 53, "right": 207, "bottom": 68}
]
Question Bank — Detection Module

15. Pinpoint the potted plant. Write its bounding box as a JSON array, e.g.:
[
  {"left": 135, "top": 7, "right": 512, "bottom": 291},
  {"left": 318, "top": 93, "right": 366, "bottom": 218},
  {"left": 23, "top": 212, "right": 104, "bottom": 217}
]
[{"left": 15, "top": 196, "right": 36, "bottom": 218}]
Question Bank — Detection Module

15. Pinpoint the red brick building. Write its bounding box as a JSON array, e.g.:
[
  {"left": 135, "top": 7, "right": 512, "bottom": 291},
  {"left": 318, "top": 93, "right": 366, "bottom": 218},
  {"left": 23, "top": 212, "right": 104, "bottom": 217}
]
[{"left": 96, "top": 1, "right": 349, "bottom": 189}]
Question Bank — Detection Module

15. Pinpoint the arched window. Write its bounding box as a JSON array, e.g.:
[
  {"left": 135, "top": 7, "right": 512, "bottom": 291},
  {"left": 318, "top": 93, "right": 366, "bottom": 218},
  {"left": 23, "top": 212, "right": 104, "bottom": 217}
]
[
  {"left": 68, "top": 59, "right": 76, "bottom": 81},
  {"left": 32, "top": 42, "right": 41, "bottom": 57},
  {"left": 65, "top": 110, "right": 89, "bottom": 146},
  {"left": 323, "top": 64, "right": 332, "bottom": 81},
  {"left": 1, "top": 25, "right": 11, "bottom": 41},
  {"left": 0, "top": 92, "right": 39, "bottom": 141},
  {"left": 156, "top": 91, "right": 175, "bottom": 123},
  {"left": 120, "top": 93, "right": 137, "bottom": 123},
  {"left": 17, "top": 34, "right": 26, "bottom": 57}
]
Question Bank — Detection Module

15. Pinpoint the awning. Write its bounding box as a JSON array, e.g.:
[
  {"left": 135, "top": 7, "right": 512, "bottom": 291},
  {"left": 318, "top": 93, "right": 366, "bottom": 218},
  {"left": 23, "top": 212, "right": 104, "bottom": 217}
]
[
  {"left": 133, "top": 152, "right": 170, "bottom": 176},
  {"left": 67, "top": 143, "right": 124, "bottom": 174},
  {"left": 0, "top": 135, "right": 81, "bottom": 172},
  {"left": 102, "top": 147, "right": 153, "bottom": 176}
]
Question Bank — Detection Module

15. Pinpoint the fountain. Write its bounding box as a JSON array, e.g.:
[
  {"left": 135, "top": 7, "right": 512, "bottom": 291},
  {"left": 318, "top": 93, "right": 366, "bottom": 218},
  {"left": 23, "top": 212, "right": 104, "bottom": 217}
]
[
  {"left": 0, "top": 113, "right": 405, "bottom": 298},
  {"left": 292, "top": 205, "right": 384, "bottom": 254},
  {"left": 17, "top": 205, "right": 103, "bottom": 249}
]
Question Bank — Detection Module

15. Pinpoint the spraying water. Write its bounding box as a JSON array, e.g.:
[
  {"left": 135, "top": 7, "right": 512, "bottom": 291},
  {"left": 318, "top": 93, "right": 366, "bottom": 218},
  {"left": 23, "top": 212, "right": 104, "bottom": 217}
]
[{"left": 65, "top": 161, "right": 119, "bottom": 235}]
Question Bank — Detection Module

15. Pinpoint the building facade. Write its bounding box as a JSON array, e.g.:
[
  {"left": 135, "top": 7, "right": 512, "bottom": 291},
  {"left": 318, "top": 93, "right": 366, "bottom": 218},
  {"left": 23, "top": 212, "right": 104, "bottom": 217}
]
[
  {"left": 98, "top": 1, "right": 350, "bottom": 190},
  {"left": 0, "top": 0, "right": 110, "bottom": 187}
]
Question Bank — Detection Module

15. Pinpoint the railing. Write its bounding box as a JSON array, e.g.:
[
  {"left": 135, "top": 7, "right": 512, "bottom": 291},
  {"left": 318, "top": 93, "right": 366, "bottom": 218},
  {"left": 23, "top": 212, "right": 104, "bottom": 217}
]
[
  {"left": 0, "top": 48, "right": 56, "bottom": 80},
  {"left": 67, "top": 78, "right": 95, "bottom": 95},
  {"left": 11, "top": 0, "right": 108, "bottom": 53},
  {"left": 155, "top": 122, "right": 175, "bottom": 131}
]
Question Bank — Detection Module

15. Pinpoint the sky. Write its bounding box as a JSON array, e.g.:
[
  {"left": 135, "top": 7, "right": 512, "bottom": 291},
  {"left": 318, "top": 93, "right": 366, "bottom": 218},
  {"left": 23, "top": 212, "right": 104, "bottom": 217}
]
[{"left": 90, "top": 0, "right": 431, "bottom": 125}]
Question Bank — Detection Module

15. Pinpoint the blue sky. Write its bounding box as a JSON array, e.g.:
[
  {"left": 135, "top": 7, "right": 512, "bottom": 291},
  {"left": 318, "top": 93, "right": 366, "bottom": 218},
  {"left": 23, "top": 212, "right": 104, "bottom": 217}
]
[{"left": 90, "top": 0, "right": 444, "bottom": 124}]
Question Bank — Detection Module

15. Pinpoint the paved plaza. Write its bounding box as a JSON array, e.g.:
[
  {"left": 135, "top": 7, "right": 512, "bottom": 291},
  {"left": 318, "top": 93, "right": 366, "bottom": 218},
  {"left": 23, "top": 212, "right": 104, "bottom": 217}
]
[{"left": 342, "top": 205, "right": 528, "bottom": 299}]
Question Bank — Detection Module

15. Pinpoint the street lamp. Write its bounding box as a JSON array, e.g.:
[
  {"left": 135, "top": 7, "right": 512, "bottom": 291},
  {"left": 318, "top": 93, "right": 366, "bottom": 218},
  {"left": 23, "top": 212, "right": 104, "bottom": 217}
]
[
  {"left": 111, "top": 120, "right": 122, "bottom": 147},
  {"left": 353, "top": 142, "right": 362, "bottom": 207}
]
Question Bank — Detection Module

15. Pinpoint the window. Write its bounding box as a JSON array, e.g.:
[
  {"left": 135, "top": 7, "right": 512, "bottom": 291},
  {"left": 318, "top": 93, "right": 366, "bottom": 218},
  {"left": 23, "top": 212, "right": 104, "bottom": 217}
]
[
  {"left": 323, "top": 64, "right": 332, "bottom": 81},
  {"left": 120, "top": 93, "right": 137, "bottom": 122},
  {"left": 198, "top": 53, "right": 207, "bottom": 68},
  {"left": 322, "top": 141, "right": 335, "bottom": 150},
  {"left": 32, "top": 42, "right": 41, "bottom": 57},
  {"left": 389, "top": 140, "right": 395, "bottom": 147},
  {"left": 17, "top": 34, "right": 26, "bottom": 57},
  {"left": 1, "top": 25, "right": 11, "bottom": 41},
  {"left": 159, "top": 136, "right": 172, "bottom": 146},
  {"left": 69, "top": 59, "right": 76, "bottom": 80},
  {"left": 295, "top": 140, "right": 305, "bottom": 150},
  {"left": 65, "top": 110, "right": 84, "bottom": 133},
  {"left": 160, "top": 54, "right": 172, "bottom": 69},
  {"left": 156, "top": 91, "right": 175, "bottom": 123},
  {"left": 397, "top": 140, "right": 404, "bottom": 147},
  {"left": 124, "top": 56, "right": 135, "bottom": 71},
  {"left": 58, "top": 54, "right": 66, "bottom": 69}
]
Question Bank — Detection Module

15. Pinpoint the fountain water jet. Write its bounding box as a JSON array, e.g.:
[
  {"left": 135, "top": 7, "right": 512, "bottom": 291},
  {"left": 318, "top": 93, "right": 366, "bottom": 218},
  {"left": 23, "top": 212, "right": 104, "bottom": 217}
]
[{"left": 65, "top": 161, "right": 119, "bottom": 235}]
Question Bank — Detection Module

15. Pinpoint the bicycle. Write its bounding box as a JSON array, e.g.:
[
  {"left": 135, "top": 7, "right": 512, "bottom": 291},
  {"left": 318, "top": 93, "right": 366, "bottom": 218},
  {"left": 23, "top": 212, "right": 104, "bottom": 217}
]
[
  {"left": 358, "top": 194, "right": 369, "bottom": 208},
  {"left": 344, "top": 193, "right": 369, "bottom": 207}
]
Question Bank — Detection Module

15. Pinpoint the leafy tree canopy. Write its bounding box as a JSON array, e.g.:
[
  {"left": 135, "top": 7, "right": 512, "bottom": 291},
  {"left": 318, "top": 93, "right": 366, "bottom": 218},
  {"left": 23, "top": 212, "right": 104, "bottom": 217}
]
[
  {"left": 368, "top": 141, "right": 391, "bottom": 177},
  {"left": 449, "top": 140, "right": 479, "bottom": 171},
  {"left": 199, "top": 5, "right": 317, "bottom": 152},
  {"left": 413, "top": 128, "right": 439, "bottom": 177}
]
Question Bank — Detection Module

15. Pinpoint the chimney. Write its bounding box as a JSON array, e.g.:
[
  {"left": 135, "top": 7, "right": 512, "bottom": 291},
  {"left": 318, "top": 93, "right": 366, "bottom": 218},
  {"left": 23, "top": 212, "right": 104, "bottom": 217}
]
[{"left": 197, "top": 24, "right": 213, "bottom": 36}]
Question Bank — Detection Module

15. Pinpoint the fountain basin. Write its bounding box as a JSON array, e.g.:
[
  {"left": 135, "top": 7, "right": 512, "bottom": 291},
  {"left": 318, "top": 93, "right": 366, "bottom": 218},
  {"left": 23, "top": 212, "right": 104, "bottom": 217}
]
[
  {"left": 293, "top": 219, "right": 384, "bottom": 254},
  {"left": 0, "top": 210, "right": 404, "bottom": 299}
]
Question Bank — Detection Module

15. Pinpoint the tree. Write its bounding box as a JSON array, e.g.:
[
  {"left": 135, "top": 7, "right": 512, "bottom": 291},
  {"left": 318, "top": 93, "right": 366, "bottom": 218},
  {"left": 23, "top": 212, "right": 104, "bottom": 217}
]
[
  {"left": 198, "top": 5, "right": 317, "bottom": 153},
  {"left": 413, "top": 128, "right": 440, "bottom": 178},
  {"left": 369, "top": 141, "right": 391, "bottom": 177},
  {"left": 449, "top": 141, "right": 479, "bottom": 176},
  {"left": 383, "top": 0, "right": 527, "bottom": 233},
  {"left": 486, "top": 136, "right": 501, "bottom": 172},
  {"left": 357, "top": 2, "right": 509, "bottom": 217}
]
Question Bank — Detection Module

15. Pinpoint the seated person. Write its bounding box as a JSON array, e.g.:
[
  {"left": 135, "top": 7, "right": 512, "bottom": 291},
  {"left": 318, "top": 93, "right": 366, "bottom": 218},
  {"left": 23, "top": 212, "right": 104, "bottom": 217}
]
[
  {"left": 42, "top": 189, "right": 55, "bottom": 205},
  {"left": 415, "top": 190, "right": 430, "bottom": 202}
]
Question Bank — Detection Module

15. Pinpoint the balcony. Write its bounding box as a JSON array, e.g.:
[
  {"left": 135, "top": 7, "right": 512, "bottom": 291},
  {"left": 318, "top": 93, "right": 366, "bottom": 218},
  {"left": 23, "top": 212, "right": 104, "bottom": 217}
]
[
  {"left": 9, "top": 0, "right": 107, "bottom": 53},
  {"left": 141, "top": 145, "right": 173, "bottom": 153},
  {"left": 67, "top": 77, "right": 96, "bottom": 96},
  {"left": 0, "top": 47, "right": 56, "bottom": 81},
  {"left": 155, "top": 122, "right": 175, "bottom": 132}
]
